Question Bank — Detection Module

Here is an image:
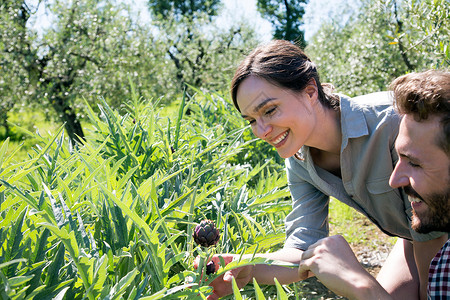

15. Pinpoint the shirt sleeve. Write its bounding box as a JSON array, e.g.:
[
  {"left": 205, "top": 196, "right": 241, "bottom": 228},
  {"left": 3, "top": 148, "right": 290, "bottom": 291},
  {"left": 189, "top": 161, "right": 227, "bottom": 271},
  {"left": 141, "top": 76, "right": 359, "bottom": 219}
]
[{"left": 284, "top": 158, "right": 329, "bottom": 250}]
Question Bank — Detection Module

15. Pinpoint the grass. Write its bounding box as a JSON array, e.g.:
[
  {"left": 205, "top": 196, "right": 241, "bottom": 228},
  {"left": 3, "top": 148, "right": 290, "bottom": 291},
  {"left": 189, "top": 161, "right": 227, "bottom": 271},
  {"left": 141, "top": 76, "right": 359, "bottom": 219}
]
[
  {"left": 1, "top": 106, "right": 60, "bottom": 160},
  {"left": 329, "top": 198, "right": 397, "bottom": 250}
]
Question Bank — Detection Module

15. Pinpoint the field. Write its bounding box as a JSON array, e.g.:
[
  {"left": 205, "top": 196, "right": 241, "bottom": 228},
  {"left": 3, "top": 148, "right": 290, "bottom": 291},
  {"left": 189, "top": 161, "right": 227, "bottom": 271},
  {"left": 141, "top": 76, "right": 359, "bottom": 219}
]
[{"left": 0, "top": 93, "right": 396, "bottom": 299}]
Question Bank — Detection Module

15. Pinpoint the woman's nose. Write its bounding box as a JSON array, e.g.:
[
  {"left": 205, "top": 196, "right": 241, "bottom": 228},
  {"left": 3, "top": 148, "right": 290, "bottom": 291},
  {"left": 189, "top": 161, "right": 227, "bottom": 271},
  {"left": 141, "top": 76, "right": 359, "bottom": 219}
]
[{"left": 254, "top": 121, "right": 272, "bottom": 140}]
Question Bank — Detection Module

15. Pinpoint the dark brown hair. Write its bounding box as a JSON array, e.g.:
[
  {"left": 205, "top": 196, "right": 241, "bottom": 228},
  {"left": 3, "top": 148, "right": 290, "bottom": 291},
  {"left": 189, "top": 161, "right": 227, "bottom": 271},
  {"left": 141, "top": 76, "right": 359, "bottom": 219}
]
[
  {"left": 230, "top": 40, "right": 339, "bottom": 112},
  {"left": 390, "top": 69, "right": 450, "bottom": 155}
]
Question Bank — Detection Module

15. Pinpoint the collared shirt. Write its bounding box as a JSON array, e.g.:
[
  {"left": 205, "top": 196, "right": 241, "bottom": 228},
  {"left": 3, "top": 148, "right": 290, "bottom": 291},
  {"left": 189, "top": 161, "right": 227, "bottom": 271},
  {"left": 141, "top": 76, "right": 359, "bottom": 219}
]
[
  {"left": 284, "top": 92, "right": 444, "bottom": 250},
  {"left": 428, "top": 239, "right": 450, "bottom": 299}
]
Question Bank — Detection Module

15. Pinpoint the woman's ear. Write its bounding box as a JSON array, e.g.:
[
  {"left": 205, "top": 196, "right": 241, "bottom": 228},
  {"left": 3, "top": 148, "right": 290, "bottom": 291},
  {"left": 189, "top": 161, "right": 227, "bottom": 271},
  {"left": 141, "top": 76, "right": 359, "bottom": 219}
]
[{"left": 304, "top": 78, "right": 318, "bottom": 100}]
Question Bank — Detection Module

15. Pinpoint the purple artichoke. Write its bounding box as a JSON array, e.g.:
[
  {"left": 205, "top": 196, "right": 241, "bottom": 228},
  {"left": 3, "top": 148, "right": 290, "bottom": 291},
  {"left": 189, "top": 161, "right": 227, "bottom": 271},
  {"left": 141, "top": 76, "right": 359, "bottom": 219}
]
[{"left": 193, "top": 219, "right": 220, "bottom": 248}]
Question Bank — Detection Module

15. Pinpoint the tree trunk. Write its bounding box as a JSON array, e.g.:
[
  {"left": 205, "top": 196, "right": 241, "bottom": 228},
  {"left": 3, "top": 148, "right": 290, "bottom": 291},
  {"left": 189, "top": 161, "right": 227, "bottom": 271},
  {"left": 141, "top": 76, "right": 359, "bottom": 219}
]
[
  {"left": 393, "top": 0, "right": 415, "bottom": 71},
  {"left": 52, "top": 96, "right": 85, "bottom": 144}
]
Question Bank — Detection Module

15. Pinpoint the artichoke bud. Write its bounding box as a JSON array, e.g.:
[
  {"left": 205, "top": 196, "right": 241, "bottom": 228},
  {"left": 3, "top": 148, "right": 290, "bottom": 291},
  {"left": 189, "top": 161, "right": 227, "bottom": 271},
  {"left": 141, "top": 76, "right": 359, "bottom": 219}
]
[
  {"left": 193, "top": 219, "right": 220, "bottom": 248},
  {"left": 206, "top": 261, "right": 215, "bottom": 275}
]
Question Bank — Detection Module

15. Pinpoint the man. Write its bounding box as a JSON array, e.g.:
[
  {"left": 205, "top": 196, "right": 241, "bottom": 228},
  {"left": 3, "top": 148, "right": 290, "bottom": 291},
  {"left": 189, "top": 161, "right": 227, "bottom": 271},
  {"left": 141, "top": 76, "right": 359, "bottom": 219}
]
[{"left": 298, "top": 69, "right": 450, "bottom": 299}]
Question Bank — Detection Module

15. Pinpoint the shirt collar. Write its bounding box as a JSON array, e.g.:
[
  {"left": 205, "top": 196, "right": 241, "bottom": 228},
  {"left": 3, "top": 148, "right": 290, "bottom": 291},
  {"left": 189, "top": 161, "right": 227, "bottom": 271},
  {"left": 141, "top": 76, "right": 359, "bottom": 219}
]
[
  {"left": 296, "top": 93, "right": 370, "bottom": 159},
  {"left": 339, "top": 94, "right": 369, "bottom": 150}
]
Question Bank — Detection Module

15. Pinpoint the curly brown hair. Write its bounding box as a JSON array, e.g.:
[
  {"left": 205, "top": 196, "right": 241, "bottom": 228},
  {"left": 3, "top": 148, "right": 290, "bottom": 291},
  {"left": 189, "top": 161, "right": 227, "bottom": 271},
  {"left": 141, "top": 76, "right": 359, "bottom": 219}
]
[
  {"left": 230, "top": 40, "right": 338, "bottom": 112},
  {"left": 390, "top": 70, "right": 450, "bottom": 155}
]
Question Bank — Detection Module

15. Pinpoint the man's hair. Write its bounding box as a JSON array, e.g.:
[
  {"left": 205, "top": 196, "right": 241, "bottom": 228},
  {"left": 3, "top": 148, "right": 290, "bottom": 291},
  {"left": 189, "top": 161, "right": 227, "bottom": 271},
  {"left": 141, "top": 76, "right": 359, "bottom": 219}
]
[{"left": 390, "top": 70, "right": 450, "bottom": 155}]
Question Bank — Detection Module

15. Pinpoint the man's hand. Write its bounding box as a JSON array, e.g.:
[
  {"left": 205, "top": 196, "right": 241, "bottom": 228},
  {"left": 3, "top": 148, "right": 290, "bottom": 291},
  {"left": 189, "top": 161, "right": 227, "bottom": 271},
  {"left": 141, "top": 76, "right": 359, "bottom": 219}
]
[
  {"left": 299, "top": 235, "right": 392, "bottom": 300},
  {"left": 193, "top": 254, "right": 254, "bottom": 300}
]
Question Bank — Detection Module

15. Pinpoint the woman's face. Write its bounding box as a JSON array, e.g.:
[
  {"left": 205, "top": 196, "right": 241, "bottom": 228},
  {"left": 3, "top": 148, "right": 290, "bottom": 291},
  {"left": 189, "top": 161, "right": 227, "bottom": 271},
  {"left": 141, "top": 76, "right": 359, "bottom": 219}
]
[{"left": 236, "top": 76, "right": 317, "bottom": 158}]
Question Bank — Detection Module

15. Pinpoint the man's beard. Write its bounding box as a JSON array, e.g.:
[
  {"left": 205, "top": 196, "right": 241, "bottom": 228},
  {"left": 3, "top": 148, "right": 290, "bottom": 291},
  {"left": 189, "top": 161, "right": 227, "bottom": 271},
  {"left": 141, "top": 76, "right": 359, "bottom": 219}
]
[{"left": 404, "top": 185, "right": 450, "bottom": 234}]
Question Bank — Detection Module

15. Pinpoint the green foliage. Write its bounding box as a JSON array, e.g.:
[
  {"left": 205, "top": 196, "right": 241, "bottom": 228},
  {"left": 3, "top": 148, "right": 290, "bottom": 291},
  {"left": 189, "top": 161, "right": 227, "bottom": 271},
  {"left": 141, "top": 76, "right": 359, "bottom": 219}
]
[
  {"left": 149, "top": 11, "right": 259, "bottom": 96},
  {"left": 0, "top": 89, "right": 292, "bottom": 299},
  {"left": 0, "top": 0, "right": 259, "bottom": 144},
  {"left": 147, "top": 0, "right": 222, "bottom": 20},
  {"left": 0, "top": 0, "right": 145, "bottom": 143},
  {"left": 257, "top": 0, "right": 308, "bottom": 46},
  {"left": 306, "top": 0, "right": 449, "bottom": 97}
]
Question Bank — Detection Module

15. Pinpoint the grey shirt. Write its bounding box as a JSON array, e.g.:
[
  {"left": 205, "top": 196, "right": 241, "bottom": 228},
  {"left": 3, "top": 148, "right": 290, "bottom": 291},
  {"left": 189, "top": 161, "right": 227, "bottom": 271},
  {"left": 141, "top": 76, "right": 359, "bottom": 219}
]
[{"left": 284, "top": 92, "right": 443, "bottom": 250}]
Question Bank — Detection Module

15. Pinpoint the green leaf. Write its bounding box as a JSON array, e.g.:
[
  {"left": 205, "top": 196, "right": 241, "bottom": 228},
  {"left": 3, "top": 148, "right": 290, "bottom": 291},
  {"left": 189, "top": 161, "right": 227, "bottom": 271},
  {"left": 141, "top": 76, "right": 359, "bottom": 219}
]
[
  {"left": 0, "top": 178, "right": 40, "bottom": 211},
  {"left": 231, "top": 277, "right": 243, "bottom": 300},
  {"left": 5, "top": 206, "right": 28, "bottom": 276},
  {"left": 98, "top": 183, "right": 152, "bottom": 242},
  {"left": 174, "top": 87, "right": 187, "bottom": 151},
  {"left": 53, "top": 286, "right": 70, "bottom": 300},
  {"left": 167, "top": 270, "right": 196, "bottom": 286},
  {"left": 44, "top": 242, "right": 65, "bottom": 287},
  {"left": 253, "top": 278, "right": 266, "bottom": 300},
  {"left": 113, "top": 191, "right": 129, "bottom": 248},
  {"left": 43, "top": 183, "right": 65, "bottom": 227},
  {"left": 0, "top": 259, "right": 27, "bottom": 270},
  {"left": 127, "top": 275, "right": 149, "bottom": 300},
  {"left": 90, "top": 254, "right": 108, "bottom": 295},
  {"left": 8, "top": 275, "right": 34, "bottom": 287},
  {"left": 23, "top": 125, "right": 65, "bottom": 170},
  {"left": 111, "top": 269, "right": 139, "bottom": 300},
  {"left": 163, "top": 252, "right": 185, "bottom": 273},
  {"left": 39, "top": 223, "right": 79, "bottom": 260},
  {"left": 29, "top": 279, "right": 74, "bottom": 300},
  {"left": 274, "top": 278, "right": 288, "bottom": 300},
  {"left": 27, "top": 228, "right": 50, "bottom": 293},
  {"left": 0, "top": 137, "right": 9, "bottom": 171}
]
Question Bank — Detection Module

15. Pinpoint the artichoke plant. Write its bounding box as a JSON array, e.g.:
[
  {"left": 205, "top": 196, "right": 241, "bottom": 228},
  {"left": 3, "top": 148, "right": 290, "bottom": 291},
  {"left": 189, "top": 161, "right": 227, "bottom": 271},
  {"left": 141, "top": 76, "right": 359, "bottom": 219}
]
[{"left": 193, "top": 219, "right": 220, "bottom": 248}]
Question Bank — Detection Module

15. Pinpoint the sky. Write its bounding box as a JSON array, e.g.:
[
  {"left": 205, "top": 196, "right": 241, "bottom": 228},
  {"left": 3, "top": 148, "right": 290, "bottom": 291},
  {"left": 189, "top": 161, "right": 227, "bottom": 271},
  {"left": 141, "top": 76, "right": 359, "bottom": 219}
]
[{"left": 30, "top": 0, "right": 358, "bottom": 42}]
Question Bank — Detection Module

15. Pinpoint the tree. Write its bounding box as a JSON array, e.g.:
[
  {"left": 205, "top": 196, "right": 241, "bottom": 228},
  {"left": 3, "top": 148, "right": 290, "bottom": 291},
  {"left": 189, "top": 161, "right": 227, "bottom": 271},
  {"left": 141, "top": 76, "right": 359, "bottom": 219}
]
[
  {"left": 0, "top": 0, "right": 154, "bottom": 143},
  {"left": 153, "top": 15, "right": 258, "bottom": 93},
  {"left": 0, "top": 0, "right": 36, "bottom": 137},
  {"left": 256, "top": 0, "right": 308, "bottom": 47},
  {"left": 147, "top": 0, "right": 221, "bottom": 20},
  {"left": 389, "top": 0, "right": 449, "bottom": 67},
  {"left": 305, "top": 0, "right": 449, "bottom": 97},
  {"left": 147, "top": 0, "right": 259, "bottom": 95}
]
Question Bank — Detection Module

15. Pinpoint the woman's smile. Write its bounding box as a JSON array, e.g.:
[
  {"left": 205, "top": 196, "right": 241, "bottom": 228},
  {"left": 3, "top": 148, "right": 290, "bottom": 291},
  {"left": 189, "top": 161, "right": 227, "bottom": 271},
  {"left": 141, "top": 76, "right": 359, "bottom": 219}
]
[{"left": 271, "top": 130, "right": 289, "bottom": 147}]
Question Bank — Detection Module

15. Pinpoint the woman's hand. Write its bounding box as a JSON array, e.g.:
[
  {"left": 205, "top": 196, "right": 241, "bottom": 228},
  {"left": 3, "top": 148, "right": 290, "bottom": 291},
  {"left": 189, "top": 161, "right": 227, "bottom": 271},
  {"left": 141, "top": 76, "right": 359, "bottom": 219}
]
[{"left": 193, "top": 254, "right": 254, "bottom": 300}]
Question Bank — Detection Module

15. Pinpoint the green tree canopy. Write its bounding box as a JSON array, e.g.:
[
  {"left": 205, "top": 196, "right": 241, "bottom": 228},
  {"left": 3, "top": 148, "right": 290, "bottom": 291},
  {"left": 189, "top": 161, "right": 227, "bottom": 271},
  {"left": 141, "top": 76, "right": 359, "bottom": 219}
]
[
  {"left": 0, "top": 0, "right": 147, "bottom": 143},
  {"left": 306, "top": 0, "right": 449, "bottom": 97},
  {"left": 147, "top": 0, "right": 221, "bottom": 20},
  {"left": 257, "top": 0, "right": 308, "bottom": 47},
  {"left": 146, "top": 0, "right": 258, "bottom": 95}
]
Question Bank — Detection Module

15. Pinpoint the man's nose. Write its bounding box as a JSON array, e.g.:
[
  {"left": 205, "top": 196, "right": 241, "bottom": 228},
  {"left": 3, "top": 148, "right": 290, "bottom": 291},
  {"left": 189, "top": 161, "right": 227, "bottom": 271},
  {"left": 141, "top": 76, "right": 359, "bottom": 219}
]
[{"left": 389, "top": 161, "right": 410, "bottom": 188}]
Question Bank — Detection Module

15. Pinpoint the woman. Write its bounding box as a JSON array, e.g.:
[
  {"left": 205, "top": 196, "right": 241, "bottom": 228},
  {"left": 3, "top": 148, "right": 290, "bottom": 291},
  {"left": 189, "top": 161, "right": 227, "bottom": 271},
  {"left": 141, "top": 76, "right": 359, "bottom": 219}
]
[{"left": 199, "top": 40, "right": 446, "bottom": 300}]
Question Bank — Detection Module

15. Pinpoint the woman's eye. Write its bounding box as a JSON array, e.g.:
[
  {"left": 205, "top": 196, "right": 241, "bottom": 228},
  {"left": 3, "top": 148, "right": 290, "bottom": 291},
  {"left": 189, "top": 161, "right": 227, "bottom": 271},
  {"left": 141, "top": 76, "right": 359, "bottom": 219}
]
[
  {"left": 265, "top": 106, "right": 277, "bottom": 116},
  {"left": 247, "top": 119, "right": 255, "bottom": 125}
]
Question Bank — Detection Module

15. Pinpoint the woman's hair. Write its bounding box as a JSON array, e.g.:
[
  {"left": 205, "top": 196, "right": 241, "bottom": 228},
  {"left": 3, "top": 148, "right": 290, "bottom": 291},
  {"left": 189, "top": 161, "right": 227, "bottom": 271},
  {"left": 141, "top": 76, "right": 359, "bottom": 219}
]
[
  {"left": 230, "top": 39, "right": 339, "bottom": 112},
  {"left": 390, "top": 69, "right": 450, "bottom": 155}
]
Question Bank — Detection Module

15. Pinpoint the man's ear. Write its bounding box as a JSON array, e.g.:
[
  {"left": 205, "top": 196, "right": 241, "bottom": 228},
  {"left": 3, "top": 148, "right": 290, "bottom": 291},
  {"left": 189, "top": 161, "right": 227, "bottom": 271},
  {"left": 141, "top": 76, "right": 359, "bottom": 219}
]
[{"left": 304, "top": 78, "right": 318, "bottom": 100}]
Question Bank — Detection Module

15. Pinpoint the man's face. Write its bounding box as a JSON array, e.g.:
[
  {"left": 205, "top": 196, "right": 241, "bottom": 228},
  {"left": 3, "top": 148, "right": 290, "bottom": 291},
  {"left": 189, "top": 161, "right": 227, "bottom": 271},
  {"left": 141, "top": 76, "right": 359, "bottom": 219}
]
[{"left": 389, "top": 114, "right": 450, "bottom": 233}]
